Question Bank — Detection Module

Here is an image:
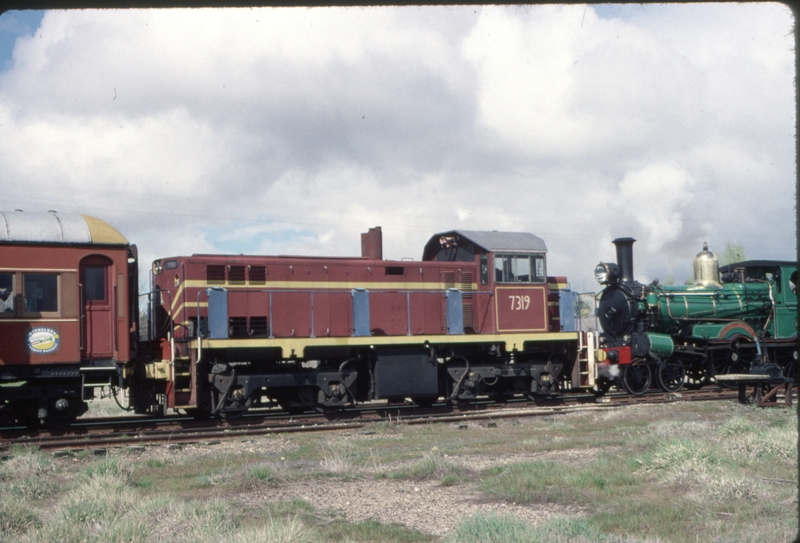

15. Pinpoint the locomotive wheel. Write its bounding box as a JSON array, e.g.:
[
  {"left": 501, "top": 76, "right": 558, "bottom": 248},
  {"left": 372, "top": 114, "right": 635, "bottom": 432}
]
[
  {"left": 774, "top": 348, "right": 797, "bottom": 383},
  {"left": 709, "top": 345, "right": 749, "bottom": 388},
  {"left": 621, "top": 362, "right": 651, "bottom": 396},
  {"left": 656, "top": 360, "right": 685, "bottom": 393},
  {"left": 11, "top": 401, "right": 41, "bottom": 428},
  {"left": 684, "top": 370, "right": 709, "bottom": 390}
]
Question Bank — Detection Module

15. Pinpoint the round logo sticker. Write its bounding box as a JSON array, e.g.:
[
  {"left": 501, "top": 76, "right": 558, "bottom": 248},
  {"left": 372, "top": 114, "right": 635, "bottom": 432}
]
[{"left": 27, "top": 328, "right": 60, "bottom": 354}]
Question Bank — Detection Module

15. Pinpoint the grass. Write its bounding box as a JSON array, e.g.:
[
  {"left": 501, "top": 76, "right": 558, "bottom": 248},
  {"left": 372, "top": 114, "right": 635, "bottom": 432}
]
[
  {"left": 0, "top": 400, "right": 796, "bottom": 542},
  {"left": 444, "top": 513, "right": 641, "bottom": 543},
  {"left": 378, "top": 449, "right": 474, "bottom": 485},
  {"left": 479, "top": 456, "right": 639, "bottom": 505}
]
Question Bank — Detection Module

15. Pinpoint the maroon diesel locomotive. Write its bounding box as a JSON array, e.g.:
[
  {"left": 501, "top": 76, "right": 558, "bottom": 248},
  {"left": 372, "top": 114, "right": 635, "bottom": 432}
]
[
  {"left": 136, "top": 227, "right": 590, "bottom": 418},
  {"left": 1, "top": 211, "right": 605, "bottom": 425},
  {"left": 0, "top": 211, "right": 138, "bottom": 425}
]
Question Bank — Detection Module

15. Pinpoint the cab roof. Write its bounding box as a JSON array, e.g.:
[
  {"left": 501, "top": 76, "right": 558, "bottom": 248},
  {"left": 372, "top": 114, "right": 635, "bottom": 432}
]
[
  {"left": 423, "top": 230, "right": 546, "bottom": 260},
  {"left": 720, "top": 260, "right": 796, "bottom": 271}
]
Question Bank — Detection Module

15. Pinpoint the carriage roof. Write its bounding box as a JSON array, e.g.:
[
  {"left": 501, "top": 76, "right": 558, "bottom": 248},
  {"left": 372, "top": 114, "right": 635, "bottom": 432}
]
[{"left": 0, "top": 210, "right": 128, "bottom": 245}]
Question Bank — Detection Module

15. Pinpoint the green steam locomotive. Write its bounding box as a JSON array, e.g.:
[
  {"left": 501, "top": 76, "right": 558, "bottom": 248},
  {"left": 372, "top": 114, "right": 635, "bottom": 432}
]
[{"left": 593, "top": 238, "right": 796, "bottom": 395}]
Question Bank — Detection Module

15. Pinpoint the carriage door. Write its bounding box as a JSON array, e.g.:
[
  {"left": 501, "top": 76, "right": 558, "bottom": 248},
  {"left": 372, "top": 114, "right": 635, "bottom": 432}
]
[{"left": 81, "top": 256, "right": 114, "bottom": 359}]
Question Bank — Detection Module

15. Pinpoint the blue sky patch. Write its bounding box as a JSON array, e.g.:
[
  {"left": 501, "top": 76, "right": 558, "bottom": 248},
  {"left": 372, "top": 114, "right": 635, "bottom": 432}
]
[
  {"left": 593, "top": 4, "right": 653, "bottom": 21},
  {"left": 0, "top": 10, "right": 45, "bottom": 70},
  {"left": 204, "top": 223, "right": 318, "bottom": 256}
]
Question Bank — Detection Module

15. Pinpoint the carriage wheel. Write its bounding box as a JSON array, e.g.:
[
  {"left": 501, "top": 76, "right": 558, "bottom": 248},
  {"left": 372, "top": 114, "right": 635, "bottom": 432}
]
[
  {"left": 656, "top": 360, "right": 685, "bottom": 393},
  {"left": 622, "top": 361, "right": 651, "bottom": 396}
]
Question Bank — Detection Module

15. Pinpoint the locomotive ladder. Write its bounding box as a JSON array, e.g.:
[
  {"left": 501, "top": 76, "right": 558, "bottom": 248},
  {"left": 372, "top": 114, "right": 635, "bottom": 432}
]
[{"left": 577, "top": 331, "right": 598, "bottom": 388}]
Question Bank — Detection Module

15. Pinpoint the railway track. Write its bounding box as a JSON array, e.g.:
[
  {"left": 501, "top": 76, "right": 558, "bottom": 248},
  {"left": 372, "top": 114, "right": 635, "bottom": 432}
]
[{"left": 0, "top": 387, "right": 759, "bottom": 453}]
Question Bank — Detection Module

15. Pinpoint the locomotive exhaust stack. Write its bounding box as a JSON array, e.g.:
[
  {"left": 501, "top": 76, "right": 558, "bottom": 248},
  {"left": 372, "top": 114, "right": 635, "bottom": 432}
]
[
  {"left": 594, "top": 237, "right": 636, "bottom": 285},
  {"left": 613, "top": 237, "right": 636, "bottom": 284},
  {"left": 361, "top": 226, "right": 383, "bottom": 260}
]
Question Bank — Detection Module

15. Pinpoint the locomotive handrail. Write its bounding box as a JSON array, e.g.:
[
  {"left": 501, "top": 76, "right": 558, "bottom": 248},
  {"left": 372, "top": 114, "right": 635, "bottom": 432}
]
[
  {"left": 657, "top": 291, "right": 726, "bottom": 298},
  {"left": 138, "top": 288, "right": 173, "bottom": 341},
  {"left": 113, "top": 285, "right": 118, "bottom": 353},
  {"left": 195, "top": 288, "right": 212, "bottom": 365},
  {"left": 79, "top": 284, "right": 84, "bottom": 352}
]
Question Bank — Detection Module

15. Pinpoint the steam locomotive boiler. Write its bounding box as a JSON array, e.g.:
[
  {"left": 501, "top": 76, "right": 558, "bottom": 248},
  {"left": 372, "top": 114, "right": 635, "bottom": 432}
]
[{"left": 594, "top": 238, "right": 797, "bottom": 394}]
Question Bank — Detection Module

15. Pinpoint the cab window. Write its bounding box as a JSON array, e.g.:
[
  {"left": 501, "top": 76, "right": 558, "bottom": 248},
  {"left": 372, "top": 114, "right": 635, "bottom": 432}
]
[
  {"left": 24, "top": 273, "right": 59, "bottom": 313},
  {"left": 494, "top": 254, "right": 545, "bottom": 283}
]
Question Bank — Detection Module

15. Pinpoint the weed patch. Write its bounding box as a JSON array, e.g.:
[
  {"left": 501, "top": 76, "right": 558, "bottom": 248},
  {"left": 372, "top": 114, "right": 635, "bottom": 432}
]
[
  {"left": 479, "top": 455, "right": 637, "bottom": 505},
  {"left": 445, "top": 513, "right": 631, "bottom": 543},
  {"left": 379, "top": 450, "right": 473, "bottom": 484},
  {"left": 0, "top": 499, "right": 41, "bottom": 538}
]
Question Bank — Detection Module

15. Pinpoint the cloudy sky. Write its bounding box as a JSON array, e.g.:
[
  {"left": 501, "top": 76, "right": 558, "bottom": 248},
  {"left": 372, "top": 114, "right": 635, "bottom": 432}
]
[{"left": 0, "top": 4, "right": 795, "bottom": 293}]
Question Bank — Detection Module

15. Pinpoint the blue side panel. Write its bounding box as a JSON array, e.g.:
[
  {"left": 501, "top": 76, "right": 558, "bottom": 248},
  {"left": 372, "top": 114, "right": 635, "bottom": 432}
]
[
  {"left": 352, "top": 289, "right": 370, "bottom": 337},
  {"left": 559, "top": 290, "right": 576, "bottom": 332},
  {"left": 208, "top": 288, "right": 228, "bottom": 339},
  {"left": 446, "top": 289, "right": 464, "bottom": 335}
]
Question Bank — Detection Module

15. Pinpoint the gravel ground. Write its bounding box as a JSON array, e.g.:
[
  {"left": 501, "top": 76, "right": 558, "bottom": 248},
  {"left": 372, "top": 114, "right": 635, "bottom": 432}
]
[
  {"left": 108, "top": 435, "right": 594, "bottom": 538},
  {"left": 259, "top": 476, "right": 584, "bottom": 537}
]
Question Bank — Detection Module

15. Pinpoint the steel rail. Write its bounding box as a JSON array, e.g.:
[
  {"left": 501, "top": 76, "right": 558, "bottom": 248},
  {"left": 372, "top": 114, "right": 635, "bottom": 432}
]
[{"left": 0, "top": 387, "right": 754, "bottom": 453}]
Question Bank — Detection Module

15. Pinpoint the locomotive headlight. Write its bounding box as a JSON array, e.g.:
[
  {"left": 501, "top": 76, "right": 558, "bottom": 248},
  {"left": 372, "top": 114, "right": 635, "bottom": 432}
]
[
  {"left": 152, "top": 260, "right": 163, "bottom": 275},
  {"left": 595, "top": 262, "right": 619, "bottom": 285}
]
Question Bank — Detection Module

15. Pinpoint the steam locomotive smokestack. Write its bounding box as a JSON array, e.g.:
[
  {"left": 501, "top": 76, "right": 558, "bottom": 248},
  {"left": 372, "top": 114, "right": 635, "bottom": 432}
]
[
  {"left": 361, "top": 226, "right": 383, "bottom": 260},
  {"left": 612, "top": 237, "right": 636, "bottom": 283}
]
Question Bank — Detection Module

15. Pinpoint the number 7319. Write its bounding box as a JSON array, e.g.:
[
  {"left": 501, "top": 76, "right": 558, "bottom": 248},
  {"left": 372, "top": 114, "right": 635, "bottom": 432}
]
[{"left": 509, "top": 295, "right": 530, "bottom": 310}]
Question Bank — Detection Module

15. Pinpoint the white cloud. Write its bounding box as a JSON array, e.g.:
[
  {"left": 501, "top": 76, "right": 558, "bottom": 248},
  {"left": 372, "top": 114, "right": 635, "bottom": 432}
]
[
  {"left": 0, "top": 4, "right": 794, "bottom": 293},
  {"left": 616, "top": 161, "right": 695, "bottom": 250}
]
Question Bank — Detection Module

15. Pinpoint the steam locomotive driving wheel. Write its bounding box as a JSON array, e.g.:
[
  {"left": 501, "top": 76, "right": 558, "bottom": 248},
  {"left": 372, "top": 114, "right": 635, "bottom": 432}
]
[
  {"left": 656, "top": 359, "right": 685, "bottom": 393},
  {"left": 621, "top": 361, "right": 651, "bottom": 395}
]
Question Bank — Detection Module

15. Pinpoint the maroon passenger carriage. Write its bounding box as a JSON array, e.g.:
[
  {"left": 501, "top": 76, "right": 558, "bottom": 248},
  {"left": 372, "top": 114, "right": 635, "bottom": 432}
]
[
  {"left": 136, "top": 227, "right": 598, "bottom": 418},
  {"left": 0, "top": 211, "right": 138, "bottom": 425}
]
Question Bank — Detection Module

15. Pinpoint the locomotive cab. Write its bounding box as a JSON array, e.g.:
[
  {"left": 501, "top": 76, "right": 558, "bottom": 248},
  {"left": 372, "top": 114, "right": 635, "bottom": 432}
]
[{"left": 422, "top": 230, "right": 561, "bottom": 334}]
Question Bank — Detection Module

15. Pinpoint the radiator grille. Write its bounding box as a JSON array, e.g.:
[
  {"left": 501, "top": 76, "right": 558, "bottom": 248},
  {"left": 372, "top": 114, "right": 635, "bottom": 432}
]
[
  {"left": 206, "top": 265, "right": 226, "bottom": 283},
  {"left": 249, "top": 266, "right": 266, "bottom": 283},
  {"left": 228, "top": 265, "right": 246, "bottom": 282},
  {"left": 460, "top": 271, "right": 473, "bottom": 328}
]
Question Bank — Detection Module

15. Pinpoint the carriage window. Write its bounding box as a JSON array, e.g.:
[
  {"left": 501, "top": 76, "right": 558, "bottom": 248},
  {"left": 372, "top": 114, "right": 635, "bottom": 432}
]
[
  {"left": 84, "top": 267, "right": 106, "bottom": 301},
  {"left": 24, "top": 274, "right": 58, "bottom": 313},
  {"left": 494, "top": 254, "right": 546, "bottom": 283},
  {"left": 0, "top": 273, "right": 14, "bottom": 314}
]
